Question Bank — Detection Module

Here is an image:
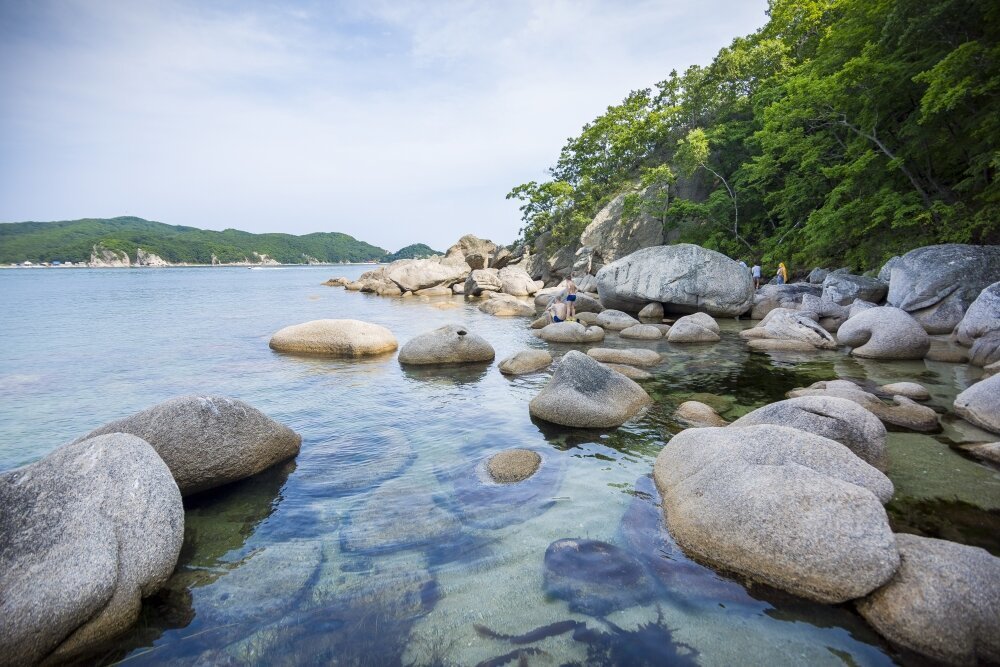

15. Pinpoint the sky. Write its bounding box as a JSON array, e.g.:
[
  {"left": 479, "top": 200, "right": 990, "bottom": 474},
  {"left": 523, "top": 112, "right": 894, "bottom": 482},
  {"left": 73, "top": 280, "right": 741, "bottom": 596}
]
[{"left": 0, "top": 0, "right": 770, "bottom": 252}]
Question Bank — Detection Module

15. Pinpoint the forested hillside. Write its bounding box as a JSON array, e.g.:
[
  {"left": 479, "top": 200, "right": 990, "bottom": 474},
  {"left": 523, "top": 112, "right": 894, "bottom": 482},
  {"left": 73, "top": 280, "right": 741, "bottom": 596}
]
[
  {"left": 508, "top": 0, "right": 999, "bottom": 271},
  {"left": 386, "top": 243, "right": 442, "bottom": 261},
  {"left": 0, "top": 217, "right": 393, "bottom": 264}
]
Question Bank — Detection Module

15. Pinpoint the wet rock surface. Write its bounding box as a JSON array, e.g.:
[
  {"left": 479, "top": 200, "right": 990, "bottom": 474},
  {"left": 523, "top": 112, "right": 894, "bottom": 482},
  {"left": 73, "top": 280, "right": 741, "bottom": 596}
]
[
  {"left": 788, "top": 380, "right": 940, "bottom": 432},
  {"left": 486, "top": 449, "right": 542, "bottom": 483},
  {"left": 674, "top": 400, "right": 728, "bottom": 427},
  {"left": 537, "top": 321, "right": 605, "bottom": 343},
  {"left": 586, "top": 347, "right": 662, "bottom": 367},
  {"left": 498, "top": 349, "right": 552, "bottom": 375}
]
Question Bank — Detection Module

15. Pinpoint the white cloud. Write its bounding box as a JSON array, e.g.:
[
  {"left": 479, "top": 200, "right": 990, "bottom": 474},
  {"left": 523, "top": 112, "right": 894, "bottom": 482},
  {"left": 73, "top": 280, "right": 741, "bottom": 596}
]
[{"left": 0, "top": 0, "right": 768, "bottom": 251}]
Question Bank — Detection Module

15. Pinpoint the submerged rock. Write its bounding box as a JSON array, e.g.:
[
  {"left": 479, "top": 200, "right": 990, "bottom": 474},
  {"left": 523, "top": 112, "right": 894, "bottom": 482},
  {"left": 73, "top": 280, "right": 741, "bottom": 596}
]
[
  {"left": 487, "top": 449, "right": 542, "bottom": 483},
  {"left": 398, "top": 324, "right": 495, "bottom": 365},
  {"left": 666, "top": 312, "right": 721, "bottom": 343},
  {"left": 886, "top": 244, "right": 1000, "bottom": 334},
  {"left": 596, "top": 244, "right": 753, "bottom": 317},
  {"left": 856, "top": 534, "right": 1000, "bottom": 665},
  {"left": 788, "top": 380, "right": 940, "bottom": 432},
  {"left": 529, "top": 351, "right": 651, "bottom": 428},
  {"left": 836, "top": 307, "right": 930, "bottom": 359},
  {"left": 654, "top": 425, "right": 897, "bottom": 603},
  {"left": 269, "top": 319, "right": 399, "bottom": 357},
  {"left": 586, "top": 347, "right": 662, "bottom": 367},
  {"left": 729, "top": 396, "right": 887, "bottom": 470},
  {"left": 0, "top": 434, "right": 183, "bottom": 665},
  {"left": 76, "top": 395, "right": 302, "bottom": 496},
  {"left": 953, "top": 374, "right": 1000, "bottom": 435},
  {"left": 297, "top": 427, "right": 414, "bottom": 497},
  {"left": 543, "top": 539, "right": 654, "bottom": 616},
  {"left": 537, "top": 321, "right": 605, "bottom": 343},
  {"left": 877, "top": 382, "right": 930, "bottom": 401},
  {"left": 498, "top": 349, "right": 552, "bottom": 375}
]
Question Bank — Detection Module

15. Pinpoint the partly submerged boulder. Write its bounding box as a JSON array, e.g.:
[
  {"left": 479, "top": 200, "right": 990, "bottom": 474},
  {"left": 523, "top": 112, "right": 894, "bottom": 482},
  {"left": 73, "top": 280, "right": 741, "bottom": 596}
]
[
  {"left": 398, "top": 324, "right": 495, "bottom": 365},
  {"left": 653, "top": 425, "right": 897, "bottom": 603},
  {"left": 969, "top": 331, "right": 1000, "bottom": 367},
  {"left": 384, "top": 257, "right": 469, "bottom": 292},
  {"left": 486, "top": 449, "right": 542, "bottom": 484},
  {"left": 740, "top": 308, "right": 837, "bottom": 350},
  {"left": 856, "top": 534, "right": 1000, "bottom": 665},
  {"left": 0, "top": 434, "right": 183, "bottom": 665},
  {"left": 836, "top": 307, "right": 930, "bottom": 360},
  {"left": 596, "top": 244, "right": 753, "bottom": 316},
  {"left": 666, "top": 312, "right": 721, "bottom": 343},
  {"left": 619, "top": 324, "right": 664, "bottom": 340},
  {"left": 953, "top": 374, "right": 1000, "bottom": 435},
  {"left": 788, "top": 381, "right": 939, "bottom": 432},
  {"left": 478, "top": 294, "right": 535, "bottom": 317},
  {"left": 537, "top": 321, "right": 605, "bottom": 343},
  {"left": 498, "top": 349, "right": 552, "bottom": 375},
  {"left": 886, "top": 244, "right": 1000, "bottom": 334},
  {"left": 675, "top": 401, "right": 728, "bottom": 427},
  {"left": 529, "top": 351, "right": 651, "bottom": 428},
  {"left": 269, "top": 319, "right": 398, "bottom": 357},
  {"left": 729, "top": 396, "right": 887, "bottom": 470},
  {"left": 586, "top": 347, "right": 662, "bottom": 367}
]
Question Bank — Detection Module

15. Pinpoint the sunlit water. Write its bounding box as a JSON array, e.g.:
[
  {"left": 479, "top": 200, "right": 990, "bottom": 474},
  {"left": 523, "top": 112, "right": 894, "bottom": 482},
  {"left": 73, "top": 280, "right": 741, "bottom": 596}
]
[{"left": 1, "top": 266, "right": 998, "bottom": 666}]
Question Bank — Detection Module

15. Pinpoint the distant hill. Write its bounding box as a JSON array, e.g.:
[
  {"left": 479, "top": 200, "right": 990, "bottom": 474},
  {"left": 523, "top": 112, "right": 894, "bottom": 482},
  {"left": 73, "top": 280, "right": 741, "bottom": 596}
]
[
  {"left": 0, "top": 216, "right": 410, "bottom": 264},
  {"left": 385, "top": 243, "right": 442, "bottom": 261}
]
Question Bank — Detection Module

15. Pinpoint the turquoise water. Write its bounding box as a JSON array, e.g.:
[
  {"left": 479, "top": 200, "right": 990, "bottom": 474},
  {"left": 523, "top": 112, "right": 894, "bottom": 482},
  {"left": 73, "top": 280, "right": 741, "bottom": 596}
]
[{"left": 2, "top": 266, "right": 998, "bottom": 666}]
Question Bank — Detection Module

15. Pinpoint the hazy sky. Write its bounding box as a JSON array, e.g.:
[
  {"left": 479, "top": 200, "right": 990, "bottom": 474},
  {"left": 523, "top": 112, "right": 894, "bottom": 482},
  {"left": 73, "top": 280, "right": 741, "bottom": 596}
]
[{"left": 0, "top": 0, "right": 769, "bottom": 251}]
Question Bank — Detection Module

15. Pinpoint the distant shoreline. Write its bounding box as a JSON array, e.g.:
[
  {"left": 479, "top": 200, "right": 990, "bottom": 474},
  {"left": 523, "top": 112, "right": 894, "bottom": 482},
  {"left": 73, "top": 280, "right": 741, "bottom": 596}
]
[{"left": 0, "top": 262, "right": 385, "bottom": 270}]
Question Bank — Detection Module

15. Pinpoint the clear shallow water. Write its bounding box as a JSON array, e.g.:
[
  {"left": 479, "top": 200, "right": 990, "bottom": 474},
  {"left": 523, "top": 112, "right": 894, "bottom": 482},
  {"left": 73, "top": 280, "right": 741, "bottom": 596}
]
[{"left": 1, "top": 266, "right": 998, "bottom": 666}]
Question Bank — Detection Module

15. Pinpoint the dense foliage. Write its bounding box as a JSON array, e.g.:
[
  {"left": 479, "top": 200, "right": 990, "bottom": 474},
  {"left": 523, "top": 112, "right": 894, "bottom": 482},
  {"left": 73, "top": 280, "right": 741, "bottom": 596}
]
[
  {"left": 508, "top": 0, "right": 1000, "bottom": 271},
  {"left": 385, "top": 243, "right": 442, "bottom": 261},
  {"left": 0, "top": 216, "right": 394, "bottom": 264}
]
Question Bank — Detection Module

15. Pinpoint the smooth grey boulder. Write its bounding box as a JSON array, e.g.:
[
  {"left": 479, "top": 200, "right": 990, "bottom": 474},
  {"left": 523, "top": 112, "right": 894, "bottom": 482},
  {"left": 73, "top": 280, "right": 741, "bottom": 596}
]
[
  {"left": 600, "top": 363, "right": 652, "bottom": 380},
  {"left": 498, "top": 265, "right": 538, "bottom": 296},
  {"left": 398, "top": 324, "right": 495, "bottom": 365},
  {"left": 877, "top": 382, "right": 930, "bottom": 401},
  {"left": 653, "top": 425, "right": 897, "bottom": 603},
  {"left": 856, "top": 534, "right": 1000, "bottom": 665},
  {"left": 478, "top": 294, "right": 535, "bottom": 317},
  {"left": 788, "top": 381, "right": 939, "bottom": 432},
  {"left": 730, "top": 396, "right": 888, "bottom": 470},
  {"left": 586, "top": 347, "right": 662, "bottom": 367},
  {"left": 954, "top": 374, "right": 1000, "bottom": 435},
  {"left": 969, "top": 331, "right": 1000, "bottom": 367},
  {"left": 822, "top": 273, "right": 888, "bottom": 306},
  {"left": 537, "top": 321, "right": 605, "bottom": 343},
  {"left": 878, "top": 256, "right": 901, "bottom": 283},
  {"left": 0, "top": 434, "right": 183, "bottom": 665},
  {"left": 800, "top": 293, "right": 849, "bottom": 320},
  {"left": 740, "top": 308, "right": 837, "bottom": 350},
  {"left": 595, "top": 309, "right": 640, "bottom": 331},
  {"left": 464, "top": 268, "right": 502, "bottom": 296},
  {"left": 529, "top": 351, "right": 651, "bottom": 428},
  {"left": 619, "top": 324, "right": 663, "bottom": 340},
  {"left": 808, "top": 267, "right": 829, "bottom": 284},
  {"left": 667, "top": 312, "right": 721, "bottom": 343},
  {"left": 638, "top": 302, "right": 664, "bottom": 320},
  {"left": 955, "top": 281, "right": 1000, "bottom": 346},
  {"left": 596, "top": 244, "right": 753, "bottom": 317},
  {"left": 76, "top": 395, "right": 302, "bottom": 496},
  {"left": 675, "top": 401, "right": 728, "bottom": 427},
  {"left": 849, "top": 299, "right": 878, "bottom": 318},
  {"left": 498, "top": 349, "right": 552, "bottom": 375},
  {"left": 269, "top": 319, "right": 399, "bottom": 357},
  {"left": 751, "top": 283, "right": 822, "bottom": 319},
  {"left": 384, "top": 257, "right": 469, "bottom": 292},
  {"left": 886, "top": 244, "right": 1000, "bottom": 334},
  {"left": 836, "top": 307, "right": 930, "bottom": 359}
]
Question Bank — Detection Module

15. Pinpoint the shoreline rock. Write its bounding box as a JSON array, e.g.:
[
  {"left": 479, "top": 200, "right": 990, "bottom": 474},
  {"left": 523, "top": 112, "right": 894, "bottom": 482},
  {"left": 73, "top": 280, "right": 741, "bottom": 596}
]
[{"left": 270, "top": 319, "right": 398, "bottom": 357}]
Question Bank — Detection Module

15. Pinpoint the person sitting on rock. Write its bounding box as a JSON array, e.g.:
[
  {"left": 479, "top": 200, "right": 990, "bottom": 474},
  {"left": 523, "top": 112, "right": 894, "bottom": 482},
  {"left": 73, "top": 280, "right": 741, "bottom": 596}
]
[
  {"left": 548, "top": 298, "right": 569, "bottom": 323},
  {"left": 565, "top": 275, "right": 578, "bottom": 321}
]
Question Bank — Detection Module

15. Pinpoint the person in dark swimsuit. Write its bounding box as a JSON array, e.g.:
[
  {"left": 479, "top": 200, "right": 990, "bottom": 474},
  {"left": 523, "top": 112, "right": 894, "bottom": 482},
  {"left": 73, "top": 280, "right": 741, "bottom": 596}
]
[{"left": 565, "top": 276, "right": 578, "bottom": 321}]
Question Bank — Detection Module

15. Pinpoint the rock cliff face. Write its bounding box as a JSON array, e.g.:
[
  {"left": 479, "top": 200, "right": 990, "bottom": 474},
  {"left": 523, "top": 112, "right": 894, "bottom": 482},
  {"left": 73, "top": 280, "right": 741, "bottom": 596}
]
[
  {"left": 135, "top": 248, "right": 169, "bottom": 267},
  {"left": 88, "top": 244, "right": 131, "bottom": 267},
  {"left": 577, "top": 187, "right": 665, "bottom": 274}
]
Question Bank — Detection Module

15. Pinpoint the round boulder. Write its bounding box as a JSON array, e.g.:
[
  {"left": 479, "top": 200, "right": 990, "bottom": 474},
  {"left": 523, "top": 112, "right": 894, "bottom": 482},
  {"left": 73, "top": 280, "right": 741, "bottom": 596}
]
[
  {"left": 537, "top": 321, "right": 605, "bottom": 343},
  {"left": 269, "top": 319, "right": 398, "bottom": 357},
  {"left": 399, "top": 324, "right": 495, "bottom": 365},
  {"left": 600, "top": 363, "right": 652, "bottom": 380},
  {"left": 596, "top": 309, "right": 641, "bottom": 331},
  {"left": 877, "top": 382, "right": 930, "bottom": 401},
  {"left": 529, "top": 350, "right": 651, "bottom": 428},
  {"left": 478, "top": 295, "right": 535, "bottom": 317},
  {"left": 729, "top": 396, "right": 888, "bottom": 470},
  {"left": 586, "top": 347, "right": 662, "bottom": 367},
  {"left": 0, "top": 434, "right": 183, "bottom": 665},
  {"left": 486, "top": 449, "right": 542, "bottom": 483},
  {"left": 856, "top": 534, "right": 1000, "bottom": 665},
  {"left": 836, "top": 307, "right": 930, "bottom": 359},
  {"left": 638, "top": 302, "right": 664, "bottom": 320},
  {"left": 619, "top": 324, "right": 663, "bottom": 340},
  {"left": 498, "top": 349, "right": 552, "bottom": 375},
  {"left": 667, "top": 312, "right": 721, "bottom": 343},
  {"left": 75, "top": 395, "right": 302, "bottom": 496},
  {"left": 954, "top": 374, "right": 1000, "bottom": 435},
  {"left": 675, "top": 401, "right": 728, "bottom": 427},
  {"left": 788, "top": 381, "right": 940, "bottom": 432},
  {"left": 653, "top": 425, "right": 897, "bottom": 603},
  {"left": 954, "top": 281, "right": 1000, "bottom": 346},
  {"left": 969, "top": 331, "right": 1000, "bottom": 367}
]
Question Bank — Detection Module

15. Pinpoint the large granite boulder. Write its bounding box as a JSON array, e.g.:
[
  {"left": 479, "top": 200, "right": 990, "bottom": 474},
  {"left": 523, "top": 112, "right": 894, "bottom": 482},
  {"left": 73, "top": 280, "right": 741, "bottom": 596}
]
[
  {"left": 537, "top": 321, "right": 605, "bottom": 343},
  {"left": 821, "top": 273, "right": 888, "bottom": 306},
  {"left": 751, "top": 283, "right": 822, "bottom": 319},
  {"left": 886, "top": 244, "right": 1000, "bottom": 334},
  {"left": 596, "top": 244, "right": 753, "bottom": 316},
  {"left": 969, "top": 331, "right": 1000, "bottom": 367},
  {"left": 953, "top": 374, "right": 1000, "bottom": 434},
  {"left": 878, "top": 256, "right": 901, "bottom": 283},
  {"left": 807, "top": 268, "right": 829, "bottom": 284},
  {"left": 653, "top": 425, "right": 897, "bottom": 603},
  {"left": 788, "top": 381, "right": 939, "bottom": 432},
  {"left": 529, "top": 351, "right": 651, "bottom": 427},
  {"left": 740, "top": 308, "right": 837, "bottom": 350},
  {"left": 498, "top": 266, "right": 538, "bottom": 296},
  {"left": 586, "top": 347, "right": 662, "bottom": 367},
  {"left": 578, "top": 186, "right": 665, "bottom": 268},
  {"left": 595, "top": 309, "right": 640, "bottom": 331},
  {"left": 498, "top": 349, "right": 552, "bottom": 375},
  {"left": 0, "top": 434, "right": 183, "bottom": 665},
  {"left": 478, "top": 294, "right": 535, "bottom": 317},
  {"left": 666, "top": 312, "right": 721, "bottom": 343},
  {"left": 398, "top": 324, "right": 495, "bottom": 365},
  {"left": 446, "top": 234, "right": 498, "bottom": 270},
  {"left": 464, "top": 268, "right": 502, "bottom": 296},
  {"left": 353, "top": 267, "right": 402, "bottom": 295},
  {"left": 269, "top": 319, "right": 398, "bottom": 357},
  {"left": 75, "top": 395, "right": 302, "bottom": 496},
  {"left": 954, "top": 281, "right": 1000, "bottom": 346},
  {"left": 730, "top": 396, "right": 888, "bottom": 470},
  {"left": 856, "top": 534, "right": 1000, "bottom": 665},
  {"left": 384, "top": 257, "right": 469, "bottom": 292},
  {"left": 836, "top": 307, "right": 930, "bottom": 359}
]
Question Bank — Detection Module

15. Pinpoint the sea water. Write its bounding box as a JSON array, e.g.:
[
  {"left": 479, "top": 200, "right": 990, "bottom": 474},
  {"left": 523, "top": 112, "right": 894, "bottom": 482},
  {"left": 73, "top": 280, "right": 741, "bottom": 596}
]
[{"left": 1, "top": 266, "right": 998, "bottom": 666}]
